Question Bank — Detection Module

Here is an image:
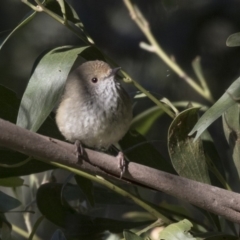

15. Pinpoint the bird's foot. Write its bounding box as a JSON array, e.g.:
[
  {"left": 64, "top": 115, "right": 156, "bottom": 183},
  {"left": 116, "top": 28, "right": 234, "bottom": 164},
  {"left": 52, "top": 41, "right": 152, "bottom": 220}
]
[
  {"left": 74, "top": 140, "right": 84, "bottom": 162},
  {"left": 116, "top": 151, "right": 126, "bottom": 178}
]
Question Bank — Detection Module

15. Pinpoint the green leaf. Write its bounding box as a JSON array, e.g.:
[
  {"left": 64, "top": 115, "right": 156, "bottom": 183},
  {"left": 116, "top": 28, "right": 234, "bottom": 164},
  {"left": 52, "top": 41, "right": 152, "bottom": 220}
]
[
  {"left": 0, "top": 177, "right": 24, "bottom": 187},
  {"left": 123, "top": 230, "right": 144, "bottom": 240},
  {"left": 17, "top": 46, "right": 89, "bottom": 132},
  {"left": 159, "top": 219, "right": 199, "bottom": 240},
  {"left": 226, "top": 32, "right": 240, "bottom": 47},
  {"left": 168, "top": 107, "right": 211, "bottom": 183},
  {"left": 0, "top": 191, "right": 21, "bottom": 211},
  {"left": 130, "top": 106, "right": 164, "bottom": 135},
  {"left": 189, "top": 77, "right": 240, "bottom": 140},
  {"left": 222, "top": 103, "right": 240, "bottom": 180}
]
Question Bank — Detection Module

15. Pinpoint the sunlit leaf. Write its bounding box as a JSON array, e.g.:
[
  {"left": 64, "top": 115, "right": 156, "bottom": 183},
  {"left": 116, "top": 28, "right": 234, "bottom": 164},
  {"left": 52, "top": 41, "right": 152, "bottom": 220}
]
[{"left": 159, "top": 219, "right": 199, "bottom": 240}]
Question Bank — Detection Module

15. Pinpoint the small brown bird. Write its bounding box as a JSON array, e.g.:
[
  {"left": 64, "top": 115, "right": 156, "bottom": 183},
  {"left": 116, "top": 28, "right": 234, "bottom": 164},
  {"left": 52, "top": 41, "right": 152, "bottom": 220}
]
[{"left": 56, "top": 60, "right": 132, "bottom": 151}]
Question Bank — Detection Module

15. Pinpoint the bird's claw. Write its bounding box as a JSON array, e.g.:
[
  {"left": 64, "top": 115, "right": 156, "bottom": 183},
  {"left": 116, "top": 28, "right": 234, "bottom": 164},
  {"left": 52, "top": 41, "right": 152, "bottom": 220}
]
[
  {"left": 117, "top": 151, "right": 126, "bottom": 178},
  {"left": 74, "top": 140, "right": 84, "bottom": 162}
]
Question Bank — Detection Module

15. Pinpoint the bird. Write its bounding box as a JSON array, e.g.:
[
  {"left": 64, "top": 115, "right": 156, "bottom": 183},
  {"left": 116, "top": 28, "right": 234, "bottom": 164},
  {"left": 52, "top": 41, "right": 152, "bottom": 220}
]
[{"left": 56, "top": 60, "right": 132, "bottom": 155}]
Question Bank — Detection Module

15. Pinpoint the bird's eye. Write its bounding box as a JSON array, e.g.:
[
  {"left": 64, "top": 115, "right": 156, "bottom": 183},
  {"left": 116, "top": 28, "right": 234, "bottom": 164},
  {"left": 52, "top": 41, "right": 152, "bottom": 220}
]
[{"left": 91, "top": 77, "right": 98, "bottom": 83}]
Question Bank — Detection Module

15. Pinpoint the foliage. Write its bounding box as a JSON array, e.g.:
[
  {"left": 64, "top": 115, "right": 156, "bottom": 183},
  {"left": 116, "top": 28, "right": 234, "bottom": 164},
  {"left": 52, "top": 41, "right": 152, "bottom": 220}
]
[{"left": 1, "top": 0, "right": 240, "bottom": 240}]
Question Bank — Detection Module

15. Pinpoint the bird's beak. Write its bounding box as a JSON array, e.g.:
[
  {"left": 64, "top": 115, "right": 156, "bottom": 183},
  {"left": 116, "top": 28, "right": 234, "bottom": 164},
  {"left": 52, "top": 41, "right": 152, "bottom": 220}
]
[{"left": 110, "top": 67, "right": 121, "bottom": 77}]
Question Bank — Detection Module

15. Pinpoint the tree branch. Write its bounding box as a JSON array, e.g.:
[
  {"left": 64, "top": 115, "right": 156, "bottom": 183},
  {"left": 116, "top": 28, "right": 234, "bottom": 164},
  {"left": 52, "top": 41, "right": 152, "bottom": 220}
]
[{"left": 0, "top": 118, "right": 240, "bottom": 224}]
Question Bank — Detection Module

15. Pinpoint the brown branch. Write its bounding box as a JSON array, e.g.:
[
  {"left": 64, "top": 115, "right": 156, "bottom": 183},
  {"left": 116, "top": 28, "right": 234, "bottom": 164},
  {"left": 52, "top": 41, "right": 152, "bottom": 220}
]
[{"left": 0, "top": 118, "right": 240, "bottom": 224}]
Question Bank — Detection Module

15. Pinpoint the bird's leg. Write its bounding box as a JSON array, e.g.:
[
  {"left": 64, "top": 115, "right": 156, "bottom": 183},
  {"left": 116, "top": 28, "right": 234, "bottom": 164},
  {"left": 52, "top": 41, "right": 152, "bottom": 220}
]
[
  {"left": 109, "top": 145, "right": 127, "bottom": 178},
  {"left": 116, "top": 151, "right": 126, "bottom": 178},
  {"left": 74, "top": 140, "right": 84, "bottom": 161}
]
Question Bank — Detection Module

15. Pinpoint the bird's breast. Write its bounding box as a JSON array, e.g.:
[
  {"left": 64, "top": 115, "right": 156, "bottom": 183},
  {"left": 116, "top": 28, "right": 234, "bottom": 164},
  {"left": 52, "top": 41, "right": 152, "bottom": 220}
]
[{"left": 56, "top": 84, "right": 132, "bottom": 149}]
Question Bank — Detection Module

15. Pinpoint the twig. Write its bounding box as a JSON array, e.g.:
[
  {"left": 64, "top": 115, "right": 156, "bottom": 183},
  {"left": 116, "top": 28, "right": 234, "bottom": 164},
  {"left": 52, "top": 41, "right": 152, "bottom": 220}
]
[
  {"left": 21, "top": 0, "right": 43, "bottom": 11},
  {"left": 122, "top": 0, "right": 214, "bottom": 103},
  {"left": 21, "top": 0, "right": 91, "bottom": 45},
  {"left": 121, "top": 70, "right": 175, "bottom": 118},
  {"left": 140, "top": 42, "right": 156, "bottom": 52}
]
